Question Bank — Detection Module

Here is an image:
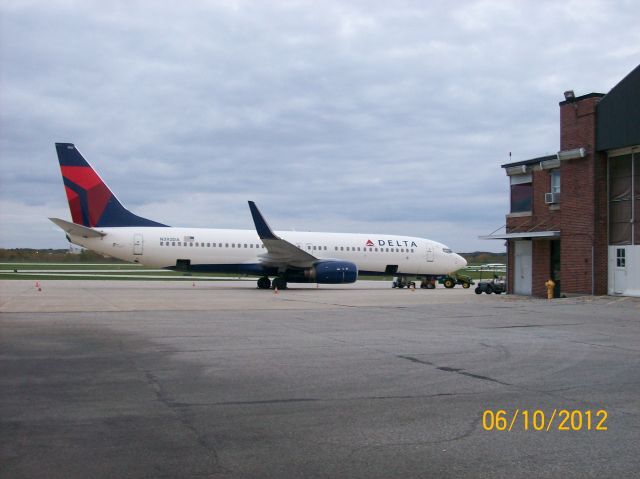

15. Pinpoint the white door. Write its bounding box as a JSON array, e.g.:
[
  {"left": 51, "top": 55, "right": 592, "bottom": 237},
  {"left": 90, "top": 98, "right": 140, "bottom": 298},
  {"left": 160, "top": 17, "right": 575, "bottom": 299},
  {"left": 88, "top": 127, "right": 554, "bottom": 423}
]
[
  {"left": 514, "top": 240, "right": 532, "bottom": 295},
  {"left": 133, "top": 234, "right": 143, "bottom": 255},
  {"left": 613, "top": 247, "right": 627, "bottom": 294}
]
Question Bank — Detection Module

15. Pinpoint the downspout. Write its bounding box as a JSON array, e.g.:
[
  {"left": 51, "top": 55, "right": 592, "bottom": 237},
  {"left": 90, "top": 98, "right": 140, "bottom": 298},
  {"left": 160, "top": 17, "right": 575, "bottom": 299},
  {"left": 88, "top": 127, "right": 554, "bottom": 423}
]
[{"left": 592, "top": 245, "right": 595, "bottom": 296}]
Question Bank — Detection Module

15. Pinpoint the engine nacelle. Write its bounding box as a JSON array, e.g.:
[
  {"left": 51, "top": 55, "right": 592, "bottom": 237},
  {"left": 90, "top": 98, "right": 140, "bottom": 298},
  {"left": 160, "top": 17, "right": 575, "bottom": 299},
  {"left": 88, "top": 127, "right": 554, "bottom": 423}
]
[
  {"left": 285, "top": 260, "right": 358, "bottom": 284},
  {"left": 313, "top": 260, "right": 358, "bottom": 284}
]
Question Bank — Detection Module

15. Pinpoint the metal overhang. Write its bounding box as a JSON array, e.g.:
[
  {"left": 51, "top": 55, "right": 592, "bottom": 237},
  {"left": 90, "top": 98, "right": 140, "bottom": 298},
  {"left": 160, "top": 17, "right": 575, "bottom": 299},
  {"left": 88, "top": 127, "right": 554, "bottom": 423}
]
[{"left": 479, "top": 231, "right": 560, "bottom": 240}]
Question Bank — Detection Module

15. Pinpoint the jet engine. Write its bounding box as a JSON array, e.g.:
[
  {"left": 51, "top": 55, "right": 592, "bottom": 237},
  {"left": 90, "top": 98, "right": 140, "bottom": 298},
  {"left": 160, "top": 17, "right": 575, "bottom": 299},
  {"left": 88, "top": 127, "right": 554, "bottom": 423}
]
[{"left": 285, "top": 260, "right": 358, "bottom": 284}]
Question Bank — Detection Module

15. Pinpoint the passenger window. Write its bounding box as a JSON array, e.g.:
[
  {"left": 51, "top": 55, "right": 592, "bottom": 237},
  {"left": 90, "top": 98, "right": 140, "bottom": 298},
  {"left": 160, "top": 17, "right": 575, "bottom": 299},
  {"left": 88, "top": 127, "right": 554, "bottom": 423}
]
[
  {"left": 340, "top": 246, "right": 344, "bottom": 251},
  {"left": 335, "top": 246, "right": 338, "bottom": 251},
  {"left": 207, "top": 243, "right": 211, "bottom": 247},
  {"left": 160, "top": 241, "right": 164, "bottom": 246},
  {"left": 172, "top": 242, "right": 175, "bottom": 246}
]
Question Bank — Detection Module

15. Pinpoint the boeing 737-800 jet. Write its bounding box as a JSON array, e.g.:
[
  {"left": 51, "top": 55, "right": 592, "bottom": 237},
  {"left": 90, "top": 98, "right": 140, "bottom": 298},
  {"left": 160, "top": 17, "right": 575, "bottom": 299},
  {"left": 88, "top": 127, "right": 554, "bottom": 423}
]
[{"left": 50, "top": 143, "right": 466, "bottom": 289}]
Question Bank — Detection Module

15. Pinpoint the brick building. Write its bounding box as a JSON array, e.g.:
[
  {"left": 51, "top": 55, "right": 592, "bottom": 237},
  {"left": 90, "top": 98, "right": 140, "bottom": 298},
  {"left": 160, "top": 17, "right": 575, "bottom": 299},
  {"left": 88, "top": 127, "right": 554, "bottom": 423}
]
[{"left": 483, "top": 65, "right": 640, "bottom": 297}]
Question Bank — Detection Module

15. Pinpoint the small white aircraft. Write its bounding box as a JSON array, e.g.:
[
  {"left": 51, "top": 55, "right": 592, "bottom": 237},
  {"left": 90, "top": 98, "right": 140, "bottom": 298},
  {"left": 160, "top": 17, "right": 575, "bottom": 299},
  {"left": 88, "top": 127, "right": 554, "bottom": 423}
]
[{"left": 50, "top": 143, "right": 466, "bottom": 289}]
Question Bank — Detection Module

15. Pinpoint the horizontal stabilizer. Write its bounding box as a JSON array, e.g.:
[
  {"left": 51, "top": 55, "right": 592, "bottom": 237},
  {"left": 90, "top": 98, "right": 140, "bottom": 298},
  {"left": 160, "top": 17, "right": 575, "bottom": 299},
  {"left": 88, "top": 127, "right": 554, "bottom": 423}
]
[{"left": 49, "top": 217, "right": 106, "bottom": 238}]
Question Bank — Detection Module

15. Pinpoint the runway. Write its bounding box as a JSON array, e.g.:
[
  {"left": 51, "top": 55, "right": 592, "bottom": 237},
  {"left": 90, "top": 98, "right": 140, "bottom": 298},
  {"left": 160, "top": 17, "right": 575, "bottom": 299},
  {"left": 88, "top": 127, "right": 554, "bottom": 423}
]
[{"left": 1, "top": 280, "right": 639, "bottom": 478}]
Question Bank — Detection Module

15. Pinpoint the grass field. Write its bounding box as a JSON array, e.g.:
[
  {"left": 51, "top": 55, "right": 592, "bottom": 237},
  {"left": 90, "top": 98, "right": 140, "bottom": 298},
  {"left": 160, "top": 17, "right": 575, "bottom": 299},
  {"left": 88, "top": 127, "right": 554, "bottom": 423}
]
[
  {"left": 0, "top": 261, "right": 495, "bottom": 282},
  {"left": 0, "top": 262, "right": 250, "bottom": 281}
]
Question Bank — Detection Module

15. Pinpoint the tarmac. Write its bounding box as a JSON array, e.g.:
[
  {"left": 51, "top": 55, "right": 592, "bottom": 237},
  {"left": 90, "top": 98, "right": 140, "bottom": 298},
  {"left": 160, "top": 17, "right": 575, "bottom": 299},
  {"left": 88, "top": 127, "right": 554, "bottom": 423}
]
[{"left": 1, "top": 280, "right": 639, "bottom": 478}]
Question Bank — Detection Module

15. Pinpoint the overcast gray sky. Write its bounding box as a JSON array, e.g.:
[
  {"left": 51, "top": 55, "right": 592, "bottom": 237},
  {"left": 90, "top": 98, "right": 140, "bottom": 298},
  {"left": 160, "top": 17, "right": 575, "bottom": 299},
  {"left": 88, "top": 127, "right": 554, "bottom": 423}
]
[{"left": 0, "top": 0, "right": 638, "bottom": 252}]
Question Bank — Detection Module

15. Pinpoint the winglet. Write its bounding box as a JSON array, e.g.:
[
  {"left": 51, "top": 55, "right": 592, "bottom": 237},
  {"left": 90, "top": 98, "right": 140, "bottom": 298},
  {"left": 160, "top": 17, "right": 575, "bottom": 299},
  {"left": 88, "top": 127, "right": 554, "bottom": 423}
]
[{"left": 248, "top": 201, "right": 278, "bottom": 240}]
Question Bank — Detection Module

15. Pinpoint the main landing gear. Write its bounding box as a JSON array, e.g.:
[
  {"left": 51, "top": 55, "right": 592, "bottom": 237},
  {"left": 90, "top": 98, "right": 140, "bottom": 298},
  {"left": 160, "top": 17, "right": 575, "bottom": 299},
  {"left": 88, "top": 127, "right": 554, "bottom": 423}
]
[
  {"left": 392, "top": 277, "right": 416, "bottom": 289},
  {"left": 257, "top": 276, "right": 288, "bottom": 290},
  {"left": 392, "top": 276, "right": 436, "bottom": 289}
]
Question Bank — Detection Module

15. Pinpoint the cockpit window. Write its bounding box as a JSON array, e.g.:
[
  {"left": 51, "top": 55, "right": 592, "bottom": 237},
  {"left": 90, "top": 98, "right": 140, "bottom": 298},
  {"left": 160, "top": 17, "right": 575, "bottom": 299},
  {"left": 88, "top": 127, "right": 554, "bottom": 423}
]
[{"left": 443, "top": 248, "right": 452, "bottom": 253}]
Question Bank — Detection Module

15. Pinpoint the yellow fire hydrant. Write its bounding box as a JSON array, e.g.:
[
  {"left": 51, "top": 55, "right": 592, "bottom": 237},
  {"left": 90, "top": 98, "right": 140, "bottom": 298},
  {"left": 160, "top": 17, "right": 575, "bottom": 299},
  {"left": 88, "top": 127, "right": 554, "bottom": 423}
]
[{"left": 545, "top": 279, "right": 556, "bottom": 299}]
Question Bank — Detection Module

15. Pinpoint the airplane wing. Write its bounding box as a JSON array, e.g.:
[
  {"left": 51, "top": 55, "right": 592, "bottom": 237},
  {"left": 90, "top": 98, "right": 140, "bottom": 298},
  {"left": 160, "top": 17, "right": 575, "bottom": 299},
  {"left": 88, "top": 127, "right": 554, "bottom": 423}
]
[
  {"left": 248, "top": 201, "right": 317, "bottom": 269},
  {"left": 49, "top": 218, "right": 106, "bottom": 238}
]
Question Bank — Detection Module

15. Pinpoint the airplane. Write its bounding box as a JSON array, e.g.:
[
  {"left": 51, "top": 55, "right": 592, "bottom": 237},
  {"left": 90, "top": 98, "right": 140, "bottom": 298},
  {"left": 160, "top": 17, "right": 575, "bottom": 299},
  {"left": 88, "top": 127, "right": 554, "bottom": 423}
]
[{"left": 50, "top": 143, "right": 467, "bottom": 289}]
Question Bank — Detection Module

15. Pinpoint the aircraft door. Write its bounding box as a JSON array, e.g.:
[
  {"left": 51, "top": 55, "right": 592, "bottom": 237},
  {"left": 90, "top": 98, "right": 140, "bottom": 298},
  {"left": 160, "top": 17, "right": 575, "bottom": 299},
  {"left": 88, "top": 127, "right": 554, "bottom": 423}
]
[
  {"left": 133, "top": 234, "right": 143, "bottom": 255},
  {"left": 426, "top": 246, "right": 434, "bottom": 262}
]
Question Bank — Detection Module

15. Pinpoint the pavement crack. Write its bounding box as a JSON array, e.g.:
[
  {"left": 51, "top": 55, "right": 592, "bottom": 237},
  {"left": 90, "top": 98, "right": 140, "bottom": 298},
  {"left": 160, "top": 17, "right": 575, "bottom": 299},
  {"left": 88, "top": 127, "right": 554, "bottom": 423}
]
[
  {"left": 397, "top": 355, "right": 511, "bottom": 386},
  {"left": 142, "top": 370, "right": 226, "bottom": 473},
  {"left": 484, "top": 322, "right": 584, "bottom": 329}
]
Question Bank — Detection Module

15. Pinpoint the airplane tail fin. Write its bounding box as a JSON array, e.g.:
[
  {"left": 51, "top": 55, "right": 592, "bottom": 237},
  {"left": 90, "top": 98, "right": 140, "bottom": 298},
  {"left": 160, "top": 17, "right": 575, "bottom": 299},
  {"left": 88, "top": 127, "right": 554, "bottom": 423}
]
[{"left": 55, "top": 143, "right": 167, "bottom": 227}]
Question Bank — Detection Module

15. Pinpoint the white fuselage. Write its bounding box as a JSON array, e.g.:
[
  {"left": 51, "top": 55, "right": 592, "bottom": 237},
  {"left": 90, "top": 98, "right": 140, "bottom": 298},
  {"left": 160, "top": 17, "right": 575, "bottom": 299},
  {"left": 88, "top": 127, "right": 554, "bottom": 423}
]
[{"left": 68, "top": 227, "right": 466, "bottom": 276}]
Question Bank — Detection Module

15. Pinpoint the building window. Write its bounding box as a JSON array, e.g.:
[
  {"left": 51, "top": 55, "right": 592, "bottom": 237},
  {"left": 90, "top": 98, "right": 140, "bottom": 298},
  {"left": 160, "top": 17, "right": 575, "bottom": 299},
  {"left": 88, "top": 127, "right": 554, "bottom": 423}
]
[
  {"left": 510, "top": 173, "right": 533, "bottom": 213},
  {"left": 550, "top": 169, "right": 561, "bottom": 193},
  {"left": 616, "top": 248, "right": 626, "bottom": 267},
  {"left": 609, "top": 154, "right": 633, "bottom": 245}
]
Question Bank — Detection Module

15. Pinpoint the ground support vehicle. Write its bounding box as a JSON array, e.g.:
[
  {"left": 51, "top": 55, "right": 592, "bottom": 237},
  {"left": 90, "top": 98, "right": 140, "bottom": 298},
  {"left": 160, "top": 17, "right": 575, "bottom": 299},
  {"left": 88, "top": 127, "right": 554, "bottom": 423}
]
[
  {"left": 439, "top": 273, "right": 475, "bottom": 289},
  {"left": 473, "top": 264, "right": 507, "bottom": 295},
  {"left": 392, "top": 276, "right": 437, "bottom": 289}
]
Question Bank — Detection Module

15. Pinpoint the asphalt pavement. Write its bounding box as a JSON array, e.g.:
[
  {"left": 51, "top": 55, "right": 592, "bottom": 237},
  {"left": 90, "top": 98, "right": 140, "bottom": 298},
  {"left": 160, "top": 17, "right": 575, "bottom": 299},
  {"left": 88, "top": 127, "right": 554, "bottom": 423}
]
[{"left": 1, "top": 280, "right": 639, "bottom": 478}]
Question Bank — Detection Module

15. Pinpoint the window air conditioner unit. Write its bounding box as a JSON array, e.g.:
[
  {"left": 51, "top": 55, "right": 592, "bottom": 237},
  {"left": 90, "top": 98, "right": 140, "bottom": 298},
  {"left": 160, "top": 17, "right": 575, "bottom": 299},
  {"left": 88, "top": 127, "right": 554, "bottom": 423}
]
[{"left": 544, "top": 192, "right": 560, "bottom": 204}]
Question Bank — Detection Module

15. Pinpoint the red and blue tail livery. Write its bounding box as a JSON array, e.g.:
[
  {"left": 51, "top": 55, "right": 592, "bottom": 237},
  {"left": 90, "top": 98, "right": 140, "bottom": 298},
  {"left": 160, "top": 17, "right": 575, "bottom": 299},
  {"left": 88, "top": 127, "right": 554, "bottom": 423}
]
[{"left": 55, "top": 143, "right": 166, "bottom": 228}]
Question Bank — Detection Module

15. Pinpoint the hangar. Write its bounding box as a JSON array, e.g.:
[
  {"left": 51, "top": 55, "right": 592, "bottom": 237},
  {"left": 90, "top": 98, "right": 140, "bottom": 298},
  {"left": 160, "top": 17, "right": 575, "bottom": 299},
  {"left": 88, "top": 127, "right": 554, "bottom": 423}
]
[{"left": 483, "top": 65, "right": 640, "bottom": 297}]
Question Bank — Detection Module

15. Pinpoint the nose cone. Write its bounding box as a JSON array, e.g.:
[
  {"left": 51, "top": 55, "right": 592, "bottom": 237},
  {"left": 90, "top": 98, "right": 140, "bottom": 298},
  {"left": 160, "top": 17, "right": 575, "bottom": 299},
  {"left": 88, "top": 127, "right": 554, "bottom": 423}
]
[{"left": 454, "top": 254, "right": 467, "bottom": 269}]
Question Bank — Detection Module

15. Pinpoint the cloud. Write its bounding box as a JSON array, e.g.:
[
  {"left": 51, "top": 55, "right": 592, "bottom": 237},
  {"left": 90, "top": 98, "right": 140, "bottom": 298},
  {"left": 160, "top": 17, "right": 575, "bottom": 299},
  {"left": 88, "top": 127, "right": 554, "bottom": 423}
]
[{"left": 1, "top": 0, "right": 638, "bottom": 251}]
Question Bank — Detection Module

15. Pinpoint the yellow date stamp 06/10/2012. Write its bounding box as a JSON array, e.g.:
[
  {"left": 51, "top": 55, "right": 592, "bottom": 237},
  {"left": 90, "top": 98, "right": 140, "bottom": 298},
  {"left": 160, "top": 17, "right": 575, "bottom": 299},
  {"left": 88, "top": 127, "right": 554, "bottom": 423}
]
[{"left": 482, "top": 409, "right": 608, "bottom": 432}]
